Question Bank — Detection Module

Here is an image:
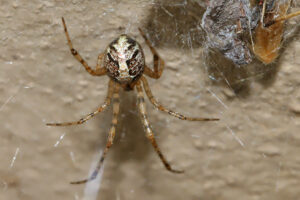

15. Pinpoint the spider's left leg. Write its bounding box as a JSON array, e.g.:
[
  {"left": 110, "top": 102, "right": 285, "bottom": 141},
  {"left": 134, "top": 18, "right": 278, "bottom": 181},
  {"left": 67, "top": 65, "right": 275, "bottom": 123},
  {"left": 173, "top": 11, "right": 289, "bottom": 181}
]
[
  {"left": 141, "top": 76, "right": 219, "bottom": 121},
  {"left": 46, "top": 80, "right": 114, "bottom": 126},
  {"left": 61, "top": 17, "right": 106, "bottom": 76},
  {"left": 136, "top": 81, "right": 183, "bottom": 173},
  {"left": 70, "top": 84, "right": 120, "bottom": 184},
  {"left": 138, "top": 28, "right": 165, "bottom": 79}
]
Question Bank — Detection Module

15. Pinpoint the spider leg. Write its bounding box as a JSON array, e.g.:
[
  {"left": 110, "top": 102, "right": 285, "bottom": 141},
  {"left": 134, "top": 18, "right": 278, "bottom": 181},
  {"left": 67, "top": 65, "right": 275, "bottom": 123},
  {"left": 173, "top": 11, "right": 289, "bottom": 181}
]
[
  {"left": 96, "top": 53, "right": 104, "bottom": 72},
  {"left": 141, "top": 76, "right": 219, "bottom": 121},
  {"left": 138, "top": 28, "right": 165, "bottom": 79},
  {"left": 136, "top": 81, "right": 183, "bottom": 173},
  {"left": 263, "top": 0, "right": 300, "bottom": 27},
  {"left": 46, "top": 80, "right": 114, "bottom": 127},
  {"left": 270, "top": 10, "right": 300, "bottom": 25},
  {"left": 260, "top": 0, "right": 267, "bottom": 24},
  {"left": 61, "top": 17, "right": 106, "bottom": 76},
  {"left": 70, "top": 84, "right": 120, "bottom": 184}
]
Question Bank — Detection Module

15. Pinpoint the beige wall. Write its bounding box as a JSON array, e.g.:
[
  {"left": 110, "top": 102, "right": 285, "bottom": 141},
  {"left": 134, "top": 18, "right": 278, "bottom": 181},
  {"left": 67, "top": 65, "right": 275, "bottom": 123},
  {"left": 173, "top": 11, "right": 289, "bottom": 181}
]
[{"left": 0, "top": 0, "right": 300, "bottom": 199}]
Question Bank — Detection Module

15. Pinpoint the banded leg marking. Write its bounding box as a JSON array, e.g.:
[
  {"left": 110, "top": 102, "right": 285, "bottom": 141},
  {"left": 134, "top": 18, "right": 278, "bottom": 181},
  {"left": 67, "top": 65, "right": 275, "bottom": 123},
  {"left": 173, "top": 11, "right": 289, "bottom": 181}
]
[
  {"left": 61, "top": 17, "right": 106, "bottom": 76},
  {"left": 136, "top": 81, "right": 183, "bottom": 173},
  {"left": 71, "top": 84, "right": 120, "bottom": 184},
  {"left": 46, "top": 80, "right": 114, "bottom": 127},
  {"left": 141, "top": 76, "right": 219, "bottom": 121}
]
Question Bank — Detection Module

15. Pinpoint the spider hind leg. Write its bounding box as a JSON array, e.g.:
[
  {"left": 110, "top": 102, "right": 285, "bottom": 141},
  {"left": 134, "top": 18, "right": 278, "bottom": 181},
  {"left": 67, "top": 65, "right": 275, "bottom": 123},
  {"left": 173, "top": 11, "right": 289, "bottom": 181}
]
[
  {"left": 136, "top": 81, "right": 183, "bottom": 174},
  {"left": 70, "top": 84, "right": 120, "bottom": 184}
]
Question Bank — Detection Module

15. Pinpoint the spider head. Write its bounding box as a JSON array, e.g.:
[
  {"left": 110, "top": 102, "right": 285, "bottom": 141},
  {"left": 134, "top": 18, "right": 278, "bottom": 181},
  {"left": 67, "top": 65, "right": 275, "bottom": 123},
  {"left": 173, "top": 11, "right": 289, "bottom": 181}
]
[{"left": 104, "top": 35, "right": 145, "bottom": 84}]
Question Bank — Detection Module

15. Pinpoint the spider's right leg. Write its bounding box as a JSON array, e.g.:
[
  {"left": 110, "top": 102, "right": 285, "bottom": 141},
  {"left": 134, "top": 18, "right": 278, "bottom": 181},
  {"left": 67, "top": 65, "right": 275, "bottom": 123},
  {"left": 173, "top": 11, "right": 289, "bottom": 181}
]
[
  {"left": 136, "top": 81, "right": 183, "bottom": 174},
  {"left": 141, "top": 76, "right": 219, "bottom": 121},
  {"left": 138, "top": 28, "right": 165, "bottom": 79},
  {"left": 46, "top": 80, "right": 114, "bottom": 127},
  {"left": 61, "top": 17, "right": 106, "bottom": 76},
  {"left": 70, "top": 84, "right": 120, "bottom": 184}
]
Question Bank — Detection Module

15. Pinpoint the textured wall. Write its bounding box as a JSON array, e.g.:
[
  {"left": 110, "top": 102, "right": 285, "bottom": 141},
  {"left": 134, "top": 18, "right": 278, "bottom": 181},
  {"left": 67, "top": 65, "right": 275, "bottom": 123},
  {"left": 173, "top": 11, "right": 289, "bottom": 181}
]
[{"left": 0, "top": 0, "right": 300, "bottom": 199}]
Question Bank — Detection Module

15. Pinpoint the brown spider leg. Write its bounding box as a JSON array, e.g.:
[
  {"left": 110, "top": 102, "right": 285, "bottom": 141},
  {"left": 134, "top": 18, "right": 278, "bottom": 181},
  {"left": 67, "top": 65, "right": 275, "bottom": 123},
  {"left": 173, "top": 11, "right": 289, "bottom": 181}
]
[
  {"left": 136, "top": 81, "right": 183, "bottom": 174},
  {"left": 46, "top": 80, "right": 114, "bottom": 127},
  {"left": 70, "top": 84, "right": 120, "bottom": 184},
  {"left": 138, "top": 28, "right": 165, "bottom": 79},
  {"left": 61, "top": 17, "right": 106, "bottom": 76},
  {"left": 96, "top": 53, "right": 104, "bottom": 71},
  {"left": 140, "top": 76, "right": 219, "bottom": 121},
  {"left": 267, "top": 10, "right": 300, "bottom": 26}
]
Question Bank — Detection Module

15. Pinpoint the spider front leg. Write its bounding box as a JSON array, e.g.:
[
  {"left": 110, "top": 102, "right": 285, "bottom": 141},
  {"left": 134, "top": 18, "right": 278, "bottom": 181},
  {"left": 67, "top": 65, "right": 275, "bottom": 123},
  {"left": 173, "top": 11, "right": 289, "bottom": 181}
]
[
  {"left": 138, "top": 28, "right": 165, "bottom": 79},
  {"left": 141, "top": 76, "right": 219, "bottom": 121},
  {"left": 71, "top": 84, "right": 120, "bottom": 184},
  {"left": 61, "top": 17, "right": 106, "bottom": 76},
  {"left": 96, "top": 53, "right": 104, "bottom": 72},
  {"left": 136, "top": 82, "right": 183, "bottom": 174},
  {"left": 46, "top": 80, "right": 114, "bottom": 127}
]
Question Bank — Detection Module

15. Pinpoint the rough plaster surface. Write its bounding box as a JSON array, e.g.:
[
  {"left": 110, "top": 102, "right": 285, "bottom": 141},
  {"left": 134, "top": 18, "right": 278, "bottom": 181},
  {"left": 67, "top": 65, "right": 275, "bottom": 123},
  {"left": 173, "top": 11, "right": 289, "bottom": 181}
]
[{"left": 0, "top": 0, "right": 300, "bottom": 200}]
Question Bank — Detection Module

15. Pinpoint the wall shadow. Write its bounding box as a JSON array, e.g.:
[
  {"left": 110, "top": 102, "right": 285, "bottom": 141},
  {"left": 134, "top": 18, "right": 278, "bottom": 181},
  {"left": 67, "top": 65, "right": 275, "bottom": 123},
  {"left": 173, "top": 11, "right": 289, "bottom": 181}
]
[
  {"left": 104, "top": 89, "right": 171, "bottom": 190},
  {"left": 142, "top": 0, "right": 206, "bottom": 49},
  {"left": 142, "top": 0, "right": 300, "bottom": 98},
  {"left": 203, "top": 49, "right": 252, "bottom": 98},
  {"left": 111, "top": 90, "right": 151, "bottom": 164}
]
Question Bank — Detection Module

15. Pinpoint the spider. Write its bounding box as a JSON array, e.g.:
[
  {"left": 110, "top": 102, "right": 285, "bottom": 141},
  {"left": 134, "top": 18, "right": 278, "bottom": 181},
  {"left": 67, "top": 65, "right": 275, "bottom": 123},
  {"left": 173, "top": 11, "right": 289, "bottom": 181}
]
[{"left": 47, "top": 17, "right": 219, "bottom": 184}]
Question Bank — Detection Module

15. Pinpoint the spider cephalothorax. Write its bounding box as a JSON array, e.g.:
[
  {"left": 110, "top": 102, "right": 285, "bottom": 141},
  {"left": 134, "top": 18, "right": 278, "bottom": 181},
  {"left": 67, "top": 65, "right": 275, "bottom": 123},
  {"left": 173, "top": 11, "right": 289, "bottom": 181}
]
[
  {"left": 47, "top": 17, "right": 219, "bottom": 185},
  {"left": 104, "top": 34, "right": 145, "bottom": 88}
]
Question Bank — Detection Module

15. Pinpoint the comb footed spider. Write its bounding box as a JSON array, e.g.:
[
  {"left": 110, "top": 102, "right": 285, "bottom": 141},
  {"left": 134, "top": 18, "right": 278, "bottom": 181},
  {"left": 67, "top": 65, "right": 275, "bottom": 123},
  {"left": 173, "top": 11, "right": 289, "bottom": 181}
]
[{"left": 47, "top": 17, "right": 219, "bottom": 184}]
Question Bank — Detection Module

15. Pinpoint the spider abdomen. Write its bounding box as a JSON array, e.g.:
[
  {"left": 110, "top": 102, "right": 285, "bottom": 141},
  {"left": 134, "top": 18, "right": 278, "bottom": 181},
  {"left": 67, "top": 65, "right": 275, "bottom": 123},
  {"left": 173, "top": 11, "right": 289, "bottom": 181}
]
[{"left": 104, "top": 35, "right": 145, "bottom": 86}]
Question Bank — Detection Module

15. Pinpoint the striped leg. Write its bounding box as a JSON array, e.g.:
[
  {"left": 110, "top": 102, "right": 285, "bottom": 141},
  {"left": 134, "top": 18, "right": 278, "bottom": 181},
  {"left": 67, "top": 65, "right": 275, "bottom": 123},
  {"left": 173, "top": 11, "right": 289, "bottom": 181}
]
[
  {"left": 61, "top": 17, "right": 106, "bottom": 76},
  {"left": 138, "top": 28, "right": 165, "bottom": 79},
  {"left": 71, "top": 84, "right": 120, "bottom": 184},
  {"left": 136, "top": 81, "right": 183, "bottom": 173},
  {"left": 267, "top": 10, "right": 300, "bottom": 26},
  {"left": 141, "top": 76, "right": 219, "bottom": 121},
  {"left": 46, "top": 80, "right": 114, "bottom": 127}
]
